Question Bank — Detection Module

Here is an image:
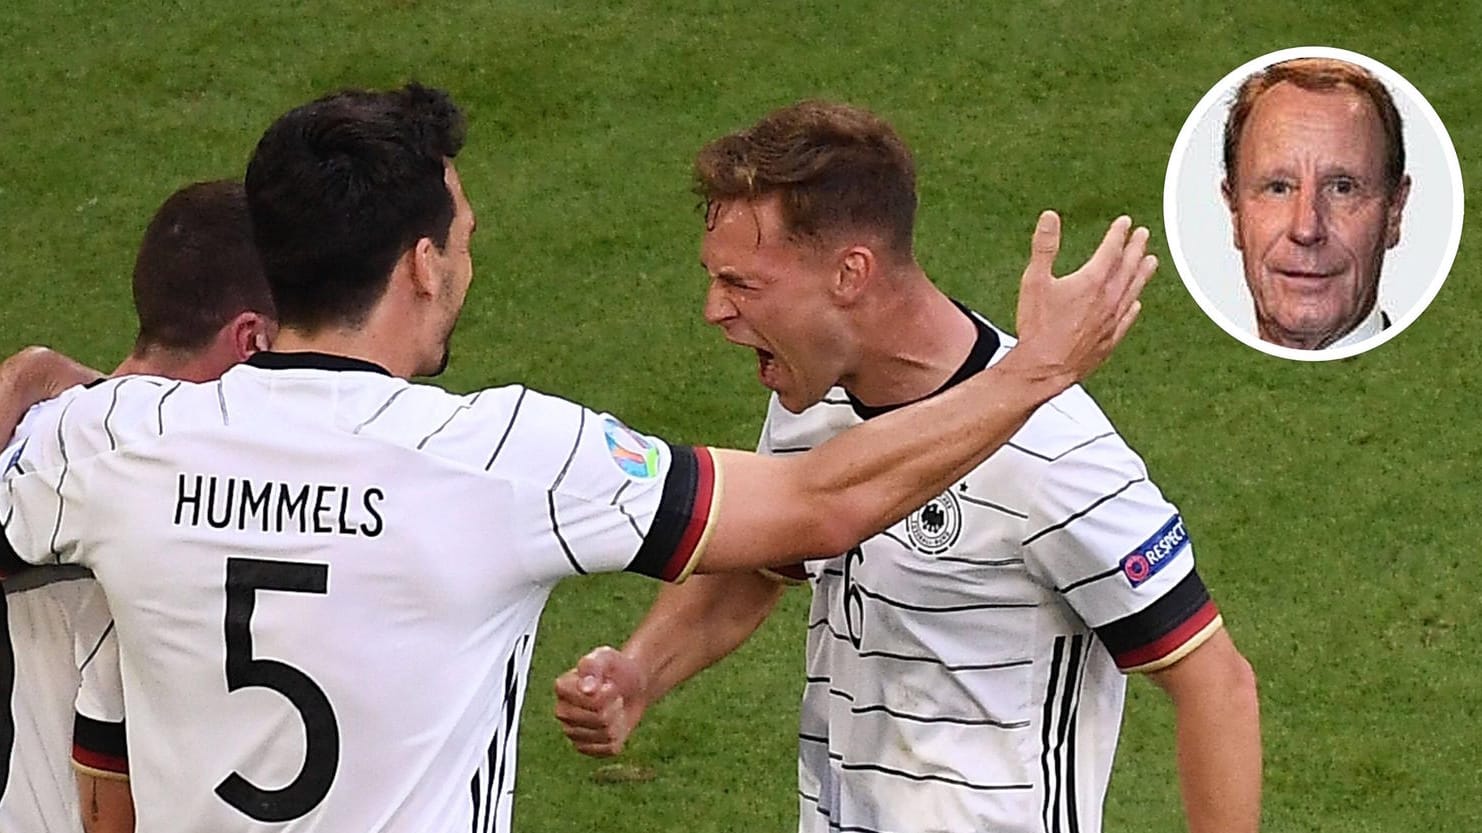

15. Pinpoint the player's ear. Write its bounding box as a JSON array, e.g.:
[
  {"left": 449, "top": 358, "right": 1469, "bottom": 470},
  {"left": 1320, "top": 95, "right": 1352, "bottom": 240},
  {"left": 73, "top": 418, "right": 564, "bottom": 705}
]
[
  {"left": 833, "top": 246, "right": 875, "bottom": 304},
  {"left": 408, "top": 237, "right": 442, "bottom": 299},
  {"left": 1384, "top": 174, "right": 1411, "bottom": 249},
  {"left": 226, "top": 312, "right": 271, "bottom": 361},
  {"left": 1221, "top": 178, "right": 1242, "bottom": 251}
]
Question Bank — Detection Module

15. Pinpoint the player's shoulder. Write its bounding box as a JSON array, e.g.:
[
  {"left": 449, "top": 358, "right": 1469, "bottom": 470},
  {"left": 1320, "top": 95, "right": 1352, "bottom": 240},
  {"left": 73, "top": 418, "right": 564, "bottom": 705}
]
[
  {"left": 963, "top": 313, "right": 1123, "bottom": 464},
  {"left": 345, "top": 377, "right": 543, "bottom": 462},
  {"left": 5, "top": 375, "right": 219, "bottom": 469},
  {"left": 759, "top": 389, "right": 859, "bottom": 454},
  {"left": 1017, "top": 385, "right": 1120, "bottom": 457}
]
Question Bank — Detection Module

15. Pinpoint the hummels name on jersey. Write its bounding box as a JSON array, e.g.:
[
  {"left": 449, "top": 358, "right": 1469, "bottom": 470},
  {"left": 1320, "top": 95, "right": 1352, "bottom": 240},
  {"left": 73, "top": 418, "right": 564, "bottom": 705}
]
[{"left": 173, "top": 473, "right": 385, "bottom": 537}]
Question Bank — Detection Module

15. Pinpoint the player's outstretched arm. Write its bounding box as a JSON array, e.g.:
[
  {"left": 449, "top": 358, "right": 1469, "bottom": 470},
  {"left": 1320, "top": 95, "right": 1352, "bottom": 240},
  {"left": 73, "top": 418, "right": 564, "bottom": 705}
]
[
  {"left": 0, "top": 346, "right": 103, "bottom": 439},
  {"left": 1146, "top": 627, "right": 1262, "bottom": 833},
  {"left": 554, "top": 571, "right": 785, "bottom": 756},
  {"left": 696, "top": 213, "right": 1156, "bottom": 573}
]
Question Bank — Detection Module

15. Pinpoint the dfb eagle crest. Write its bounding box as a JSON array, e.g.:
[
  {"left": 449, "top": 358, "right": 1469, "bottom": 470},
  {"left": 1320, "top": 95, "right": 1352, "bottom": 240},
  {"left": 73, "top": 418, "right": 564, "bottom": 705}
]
[{"left": 905, "top": 489, "right": 962, "bottom": 555}]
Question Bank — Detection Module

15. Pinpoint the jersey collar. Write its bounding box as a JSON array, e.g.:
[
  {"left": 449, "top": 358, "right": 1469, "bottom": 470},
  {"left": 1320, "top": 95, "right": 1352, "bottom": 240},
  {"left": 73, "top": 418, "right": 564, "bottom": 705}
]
[
  {"left": 246, "top": 351, "right": 393, "bottom": 376},
  {"left": 845, "top": 300, "right": 1000, "bottom": 421}
]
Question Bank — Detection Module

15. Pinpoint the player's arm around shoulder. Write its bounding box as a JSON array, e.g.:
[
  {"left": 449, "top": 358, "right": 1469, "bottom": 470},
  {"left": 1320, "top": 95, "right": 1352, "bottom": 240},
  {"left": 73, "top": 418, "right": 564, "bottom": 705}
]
[
  {"left": 1144, "top": 624, "right": 1261, "bottom": 833},
  {"left": 0, "top": 346, "right": 103, "bottom": 441}
]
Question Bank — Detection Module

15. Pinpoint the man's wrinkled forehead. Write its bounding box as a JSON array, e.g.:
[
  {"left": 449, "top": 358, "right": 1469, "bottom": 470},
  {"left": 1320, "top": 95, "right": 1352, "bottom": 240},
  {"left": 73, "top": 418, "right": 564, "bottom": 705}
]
[{"left": 1241, "top": 83, "right": 1385, "bottom": 158}]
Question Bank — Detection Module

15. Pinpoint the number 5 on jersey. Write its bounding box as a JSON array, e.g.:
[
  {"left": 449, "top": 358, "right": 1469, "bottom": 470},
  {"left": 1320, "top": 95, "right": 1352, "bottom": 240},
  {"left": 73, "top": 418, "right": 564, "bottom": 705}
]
[{"left": 218, "top": 558, "right": 340, "bottom": 822}]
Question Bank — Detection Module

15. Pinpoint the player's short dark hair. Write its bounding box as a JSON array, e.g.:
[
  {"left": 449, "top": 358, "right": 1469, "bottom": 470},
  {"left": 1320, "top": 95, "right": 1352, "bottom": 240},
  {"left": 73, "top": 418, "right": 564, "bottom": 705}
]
[
  {"left": 132, "top": 180, "right": 275, "bottom": 352},
  {"left": 694, "top": 100, "right": 918, "bottom": 258},
  {"left": 245, "top": 83, "right": 467, "bottom": 332},
  {"left": 1223, "top": 58, "right": 1405, "bottom": 194}
]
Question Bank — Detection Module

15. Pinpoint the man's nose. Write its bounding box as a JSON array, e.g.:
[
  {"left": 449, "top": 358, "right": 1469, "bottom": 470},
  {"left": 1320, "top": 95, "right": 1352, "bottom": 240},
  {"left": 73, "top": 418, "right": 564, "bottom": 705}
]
[
  {"left": 703, "top": 280, "right": 737, "bottom": 325},
  {"left": 1286, "top": 186, "right": 1327, "bottom": 247}
]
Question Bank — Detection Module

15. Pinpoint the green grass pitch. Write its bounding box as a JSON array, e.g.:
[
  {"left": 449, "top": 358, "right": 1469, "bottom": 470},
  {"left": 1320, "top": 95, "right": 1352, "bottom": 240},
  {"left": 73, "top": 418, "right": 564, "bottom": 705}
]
[{"left": 1, "top": 1, "right": 1478, "bottom": 830}]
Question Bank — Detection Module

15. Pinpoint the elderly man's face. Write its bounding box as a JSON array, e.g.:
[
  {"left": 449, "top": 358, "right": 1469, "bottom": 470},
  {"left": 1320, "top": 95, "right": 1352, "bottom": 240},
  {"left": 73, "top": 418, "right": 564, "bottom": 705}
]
[{"left": 1224, "top": 82, "right": 1409, "bottom": 349}]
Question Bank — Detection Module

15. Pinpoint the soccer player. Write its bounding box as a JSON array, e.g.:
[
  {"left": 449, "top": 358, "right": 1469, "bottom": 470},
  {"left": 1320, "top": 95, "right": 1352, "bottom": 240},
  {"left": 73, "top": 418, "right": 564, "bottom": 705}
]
[
  {"left": 0, "top": 179, "right": 277, "bottom": 833},
  {"left": 553, "top": 101, "right": 1261, "bottom": 833},
  {"left": 0, "top": 84, "right": 1151, "bottom": 833}
]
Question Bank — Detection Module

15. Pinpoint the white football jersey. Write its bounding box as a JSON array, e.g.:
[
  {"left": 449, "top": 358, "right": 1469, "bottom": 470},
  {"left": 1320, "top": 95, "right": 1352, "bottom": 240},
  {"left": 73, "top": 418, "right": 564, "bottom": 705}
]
[
  {"left": 1, "top": 391, "right": 124, "bottom": 833},
  {"left": 0, "top": 352, "right": 719, "bottom": 833},
  {"left": 763, "top": 310, "right": 1220, "bottom": 833}
]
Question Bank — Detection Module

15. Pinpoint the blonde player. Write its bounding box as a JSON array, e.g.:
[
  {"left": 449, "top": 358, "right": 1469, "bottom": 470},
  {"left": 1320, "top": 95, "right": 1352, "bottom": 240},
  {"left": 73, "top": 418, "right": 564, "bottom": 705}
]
[
  {"left": 0, "top": 85, "right": 1149, "bottom": 833},
  {"left": 555, "top": 102, "right": 1261, "bottom": 833}
]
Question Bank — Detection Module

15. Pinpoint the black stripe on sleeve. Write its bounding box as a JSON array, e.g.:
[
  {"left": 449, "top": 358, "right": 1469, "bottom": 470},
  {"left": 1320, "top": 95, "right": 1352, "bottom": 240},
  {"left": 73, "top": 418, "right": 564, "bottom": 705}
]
[
  {"left": 48, "top": 400, "right": 75, "bottom": 562},
  {"left": 78, "top": 621, "right": 116, "bottom": 674},
  {"left": 1021, "top": 477, "right": 1146, "bottom": 546},
  {"left": 1093, "top": 570, "right": 1211, "bottom": 658},
  {"left": 73, "top": 713, "right": 127, "bottom": 762},
  {"left": 548, "top": 492, "right": 586, "bottom": 575},
  {"left": 417, "top": 391, "right": 484, "bottom": 450},
  {"left": 353, "top": 387, "right": 409, "bottom": 434},
  {"left": 1056, "top": 566, "right": 1122, "bottom": 594},
  {"left": 484, "top": 387, "right": 528, "bottom": 471},
  {"left": 549, "top": 409, "right": 586, "bottom": 491},
  {"left": 625, "top": 445, "right": 701, "bottom": 579}
]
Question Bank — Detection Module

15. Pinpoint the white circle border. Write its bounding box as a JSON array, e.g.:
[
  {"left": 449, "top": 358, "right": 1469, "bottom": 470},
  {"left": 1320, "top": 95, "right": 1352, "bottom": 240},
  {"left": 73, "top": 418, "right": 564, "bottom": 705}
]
[{"left": 1162, "top": 45, "right": 1466, "bottom": 362}]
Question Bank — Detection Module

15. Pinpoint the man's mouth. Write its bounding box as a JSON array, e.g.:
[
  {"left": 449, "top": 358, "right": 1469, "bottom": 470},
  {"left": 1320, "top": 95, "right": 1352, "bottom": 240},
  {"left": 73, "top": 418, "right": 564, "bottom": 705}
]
[
  {"left": 754, "top": 348, "right": 780, "bottom": 387},
  {"left": 1272, "top": 266, "right": 1341, "bottom": 280}
]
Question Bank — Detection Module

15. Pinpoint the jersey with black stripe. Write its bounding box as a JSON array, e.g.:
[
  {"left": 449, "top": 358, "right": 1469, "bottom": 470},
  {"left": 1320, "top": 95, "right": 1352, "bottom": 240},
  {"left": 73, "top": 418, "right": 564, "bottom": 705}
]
[
  {"left": 1, "top": 391, "right": 120, "bottom": 833},
  {"left": 763, "top": 309, "right": 1220, "bottom": 833},
  {"left": 0, "top": 351, "right": 719, "bottom": 833}
]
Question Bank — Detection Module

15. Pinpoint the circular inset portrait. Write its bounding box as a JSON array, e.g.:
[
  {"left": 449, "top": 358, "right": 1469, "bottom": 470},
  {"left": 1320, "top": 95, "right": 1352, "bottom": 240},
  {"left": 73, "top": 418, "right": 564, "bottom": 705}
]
[{"left": 1164, "top": 46, "right": 1463, "bottom": 361}]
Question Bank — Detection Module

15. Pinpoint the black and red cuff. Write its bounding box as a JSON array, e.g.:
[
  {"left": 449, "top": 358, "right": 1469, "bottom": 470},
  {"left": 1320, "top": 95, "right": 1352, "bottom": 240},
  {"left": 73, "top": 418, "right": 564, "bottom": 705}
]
[
  {"left": 72, "top": 713, "right": 128, "bottom": 778},
  {"left": 1095, "top": 570, "right": 1222, "bottom": 673},
  {"left": 625, "top": 446, "right": 718, "bottom": 582}
]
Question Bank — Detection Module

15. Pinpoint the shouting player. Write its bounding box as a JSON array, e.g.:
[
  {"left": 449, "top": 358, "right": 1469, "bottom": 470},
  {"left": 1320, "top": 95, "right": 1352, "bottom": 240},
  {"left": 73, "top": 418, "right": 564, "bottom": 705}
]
[
  {"left": 554, "top": 101, "right": 1262, "bottom": 833},
  {"left": 0, "top": 85, "right": 1151, "bottom": 832}
]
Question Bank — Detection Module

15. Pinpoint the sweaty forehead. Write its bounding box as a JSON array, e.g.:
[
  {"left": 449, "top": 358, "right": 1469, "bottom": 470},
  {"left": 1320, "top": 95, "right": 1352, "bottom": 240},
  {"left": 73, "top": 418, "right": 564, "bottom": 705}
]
[
  {"left": 1239, "top": 83, "right": 1386, "bottom": 172},
  {"left": 701, "top": 197, "right": 791, "bottom": 259}
]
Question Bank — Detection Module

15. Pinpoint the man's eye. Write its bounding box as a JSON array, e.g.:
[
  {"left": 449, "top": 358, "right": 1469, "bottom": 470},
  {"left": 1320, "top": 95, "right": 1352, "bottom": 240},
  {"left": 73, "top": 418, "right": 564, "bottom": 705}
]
[
  {"left": 1328, "top": 178, "right": 1358, "bottom": 196},
  {"left": 1263, "top": 180, "right": 1292, "bottom": 196}
]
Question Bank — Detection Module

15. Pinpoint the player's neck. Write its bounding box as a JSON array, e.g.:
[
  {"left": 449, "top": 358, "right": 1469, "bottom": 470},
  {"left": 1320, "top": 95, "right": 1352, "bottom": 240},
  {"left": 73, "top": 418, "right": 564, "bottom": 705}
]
[
  {"left": 114, "top": 348, "right": 216, "bottom": 383},
  {"left": 268, "top": 327, "right": 419, "bottom": 378},
  {"left": 838, "top": 274, "right": 979, "bottom": 410}
]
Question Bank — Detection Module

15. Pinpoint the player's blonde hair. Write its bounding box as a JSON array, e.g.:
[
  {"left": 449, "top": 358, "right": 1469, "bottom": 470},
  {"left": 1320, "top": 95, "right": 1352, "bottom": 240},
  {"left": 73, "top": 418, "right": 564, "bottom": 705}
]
[{"left": 693, "top": 100, "right": 918, "bottom": 258}]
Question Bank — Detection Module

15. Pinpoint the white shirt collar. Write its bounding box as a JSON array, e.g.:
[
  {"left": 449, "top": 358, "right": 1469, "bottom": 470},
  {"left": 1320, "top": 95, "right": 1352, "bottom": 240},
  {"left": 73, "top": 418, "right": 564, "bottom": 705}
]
[{"left": 1329, "top": 307, "right": 1388, "bottom": 349}]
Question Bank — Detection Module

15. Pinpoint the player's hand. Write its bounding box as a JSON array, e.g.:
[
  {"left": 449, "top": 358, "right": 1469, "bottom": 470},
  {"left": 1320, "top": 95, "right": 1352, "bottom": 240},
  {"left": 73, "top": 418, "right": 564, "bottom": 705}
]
[
  {"left": 0, "top": 346, "right": 105, "bottom": 445},
  {"left": 1012, "top": 211, "right": 1156, "bottom": 385},
  {"left": 553, "top": 646, "right": 649, "bottom": 758},
  {"left": 0, "top": 346, "right": 103, "bottom": 401}
]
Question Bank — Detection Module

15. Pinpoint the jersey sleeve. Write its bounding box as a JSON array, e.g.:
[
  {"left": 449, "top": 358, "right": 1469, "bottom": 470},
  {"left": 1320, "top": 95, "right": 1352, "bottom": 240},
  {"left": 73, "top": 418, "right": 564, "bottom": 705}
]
[
  {"left": 497, "top": 393, "right": 719, "bottom": 585},
  {"left": 0, "top": 398, "right": 83, "bottom": 576},
  {"left": 1022, "top": 440, "right": 1221, "bottom": 674},
  {"left": 71, "top": 587, "right": 127, "bottom": 779}
]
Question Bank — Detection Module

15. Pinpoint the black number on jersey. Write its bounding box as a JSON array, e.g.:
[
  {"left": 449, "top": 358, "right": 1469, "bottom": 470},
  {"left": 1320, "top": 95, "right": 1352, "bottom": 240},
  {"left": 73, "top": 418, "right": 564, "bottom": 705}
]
[
  {"left": 217, "top": 558, "right": 340, "bottom": 822},
  {"left": 842, "top": 546, "right": 865, "bottom": 649}
]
